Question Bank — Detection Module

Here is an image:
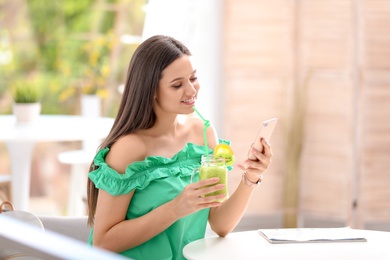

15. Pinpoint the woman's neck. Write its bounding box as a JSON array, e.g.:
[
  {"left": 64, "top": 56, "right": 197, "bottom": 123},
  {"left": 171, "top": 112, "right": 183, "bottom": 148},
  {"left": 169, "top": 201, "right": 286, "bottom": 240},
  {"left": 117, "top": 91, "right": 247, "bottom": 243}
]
[{"left": 148, "top": 113, "right": 185, "bottom": 139}]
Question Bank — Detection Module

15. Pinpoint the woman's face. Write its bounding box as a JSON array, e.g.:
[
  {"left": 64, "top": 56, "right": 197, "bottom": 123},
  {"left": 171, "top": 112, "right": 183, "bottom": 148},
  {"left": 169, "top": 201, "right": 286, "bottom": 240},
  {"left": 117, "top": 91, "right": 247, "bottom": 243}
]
[{"left": 155, "top": 55, "right": 200, "bottom": 115}]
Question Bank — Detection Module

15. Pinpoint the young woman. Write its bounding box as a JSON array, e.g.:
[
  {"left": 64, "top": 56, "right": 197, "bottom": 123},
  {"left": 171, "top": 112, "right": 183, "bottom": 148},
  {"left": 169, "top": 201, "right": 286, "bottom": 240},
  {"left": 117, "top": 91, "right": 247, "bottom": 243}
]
[{"left": 87, "top": 35, "right": 272, "bottom": 259}]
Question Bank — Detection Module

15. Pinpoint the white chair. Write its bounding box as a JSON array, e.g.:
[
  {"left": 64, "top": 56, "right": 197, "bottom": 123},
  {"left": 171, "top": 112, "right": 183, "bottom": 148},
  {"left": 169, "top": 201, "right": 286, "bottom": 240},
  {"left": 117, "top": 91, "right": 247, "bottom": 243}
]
[
  {"left": 58, "top": 97, "right": 102, "bottom": 215},
  {"left": 58, "top": 149, "right": 95, "bottom": 216},
  {"left": 58, "top": 95, "right": 101, "bottom": 215},
  {"left": 0, "top": 215, "right": 126, "bottom": 260},
  {"left": 38, "top": 215, "right": 91, "bottom": 242}
]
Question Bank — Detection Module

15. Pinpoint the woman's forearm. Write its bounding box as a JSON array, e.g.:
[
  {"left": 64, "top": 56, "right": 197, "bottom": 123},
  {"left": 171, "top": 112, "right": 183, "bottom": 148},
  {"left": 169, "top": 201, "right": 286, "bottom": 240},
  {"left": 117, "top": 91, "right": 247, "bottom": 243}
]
[{"left": 208, "top": 179, "right": 256, "bottom": 237}]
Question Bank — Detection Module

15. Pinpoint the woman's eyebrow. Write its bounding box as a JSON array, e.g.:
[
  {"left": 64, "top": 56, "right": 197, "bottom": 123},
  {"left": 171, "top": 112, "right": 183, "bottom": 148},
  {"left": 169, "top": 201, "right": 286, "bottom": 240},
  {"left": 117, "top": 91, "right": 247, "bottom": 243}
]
[
  {"left": 169, "top": 70, "right": 197, "bottom": 83},
  {"left": 170, "top": 76, "right": 183, "bottom": 83}
]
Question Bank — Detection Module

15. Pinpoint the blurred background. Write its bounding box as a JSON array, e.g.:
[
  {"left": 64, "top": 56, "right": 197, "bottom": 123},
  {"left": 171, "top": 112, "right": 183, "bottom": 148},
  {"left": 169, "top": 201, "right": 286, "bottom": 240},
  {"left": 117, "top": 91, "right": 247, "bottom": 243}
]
[{"left": 0, "top": 0, "right": 389, "bottom": 232}]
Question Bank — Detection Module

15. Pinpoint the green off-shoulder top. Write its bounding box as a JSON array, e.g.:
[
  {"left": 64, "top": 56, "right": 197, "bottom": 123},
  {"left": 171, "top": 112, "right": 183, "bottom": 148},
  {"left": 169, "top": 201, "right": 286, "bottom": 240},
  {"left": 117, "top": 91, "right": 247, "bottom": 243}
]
[{"left": 88, "top": 140, "right": 231, "bottom": 260}]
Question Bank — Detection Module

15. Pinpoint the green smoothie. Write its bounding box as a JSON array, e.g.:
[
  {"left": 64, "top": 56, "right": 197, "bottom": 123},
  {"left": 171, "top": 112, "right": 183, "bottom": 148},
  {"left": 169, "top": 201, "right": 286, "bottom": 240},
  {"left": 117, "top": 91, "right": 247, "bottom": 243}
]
[{"left": 199, "top": 165, "right": 227, "bottom": 202}]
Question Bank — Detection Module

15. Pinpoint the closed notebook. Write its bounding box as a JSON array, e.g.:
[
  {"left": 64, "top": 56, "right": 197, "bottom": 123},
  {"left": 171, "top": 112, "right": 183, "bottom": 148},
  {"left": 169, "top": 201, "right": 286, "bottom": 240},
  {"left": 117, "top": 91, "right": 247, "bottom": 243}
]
[{"left": 258, "top": 227, "right": 367, "bottom": 244}]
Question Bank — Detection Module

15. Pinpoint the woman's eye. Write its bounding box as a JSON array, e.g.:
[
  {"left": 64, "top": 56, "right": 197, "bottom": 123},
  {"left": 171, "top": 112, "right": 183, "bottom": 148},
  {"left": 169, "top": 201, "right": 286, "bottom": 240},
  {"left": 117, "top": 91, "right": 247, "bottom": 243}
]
[
  {"left": 172, "top": 84, "right": 182, "bottom": 88},
  {"left": 190, "top": 77, "right": 198, "bottom": 82}
]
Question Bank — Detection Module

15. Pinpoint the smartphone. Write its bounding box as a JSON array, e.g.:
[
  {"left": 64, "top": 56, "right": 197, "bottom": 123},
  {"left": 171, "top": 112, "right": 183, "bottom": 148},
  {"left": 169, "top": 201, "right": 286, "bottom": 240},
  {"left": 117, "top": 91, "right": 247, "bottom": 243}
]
[{"left": 248, "top": 118, "right": 278, "bottom": 160}]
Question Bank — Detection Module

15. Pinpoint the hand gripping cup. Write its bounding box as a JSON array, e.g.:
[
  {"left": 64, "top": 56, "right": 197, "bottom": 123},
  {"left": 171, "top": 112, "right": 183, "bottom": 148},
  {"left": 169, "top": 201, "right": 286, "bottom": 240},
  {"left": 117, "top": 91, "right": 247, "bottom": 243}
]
[{"left": 192, "top": 154, "right": 228, "bottom": 202}]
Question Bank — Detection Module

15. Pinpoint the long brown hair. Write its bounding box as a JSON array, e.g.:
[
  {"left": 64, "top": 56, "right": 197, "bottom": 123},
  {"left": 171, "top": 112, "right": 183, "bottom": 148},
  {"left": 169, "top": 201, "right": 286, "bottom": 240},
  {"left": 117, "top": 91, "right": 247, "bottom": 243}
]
[{"left": 87, "top": 35, "right": 191, "bottom": 225}]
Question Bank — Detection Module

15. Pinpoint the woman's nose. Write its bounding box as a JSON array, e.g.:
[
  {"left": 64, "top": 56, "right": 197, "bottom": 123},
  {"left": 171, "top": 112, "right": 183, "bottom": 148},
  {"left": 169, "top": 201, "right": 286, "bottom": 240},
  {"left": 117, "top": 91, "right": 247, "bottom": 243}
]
[{"left": 185, "top": 82, "right": 198, "bottom": 95}]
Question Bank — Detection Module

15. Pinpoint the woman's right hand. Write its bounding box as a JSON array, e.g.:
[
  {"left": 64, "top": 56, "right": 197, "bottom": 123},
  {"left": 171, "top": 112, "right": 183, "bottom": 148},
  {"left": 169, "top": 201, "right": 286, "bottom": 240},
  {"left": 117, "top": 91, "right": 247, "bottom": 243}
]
[{"left": 170, "top": 178, "right": 226, "bottom": 219}]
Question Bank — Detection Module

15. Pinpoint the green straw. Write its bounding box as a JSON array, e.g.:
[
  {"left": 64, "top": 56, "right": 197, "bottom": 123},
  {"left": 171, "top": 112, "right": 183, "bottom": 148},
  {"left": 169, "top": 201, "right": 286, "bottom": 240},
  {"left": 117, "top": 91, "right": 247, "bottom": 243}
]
[{"left": 192, "top": 106, "right": 210, "bottom": 156}]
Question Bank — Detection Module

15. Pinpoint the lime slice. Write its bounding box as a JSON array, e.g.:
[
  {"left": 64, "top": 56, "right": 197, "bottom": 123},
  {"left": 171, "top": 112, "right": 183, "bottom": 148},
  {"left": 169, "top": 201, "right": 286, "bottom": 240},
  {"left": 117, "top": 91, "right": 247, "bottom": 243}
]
[{"left": 214, "top": 144, "right": 235, "bottom": 166}]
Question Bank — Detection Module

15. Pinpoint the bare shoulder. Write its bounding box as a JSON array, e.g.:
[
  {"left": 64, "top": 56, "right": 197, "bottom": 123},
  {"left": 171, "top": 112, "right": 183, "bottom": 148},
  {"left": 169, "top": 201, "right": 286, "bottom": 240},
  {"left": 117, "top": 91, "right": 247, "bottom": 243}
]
[
  {"left": 186, "top": 115, "right": 219, "bottom": 149},
  {"left": 105, "top": 134, "right": 146, "bottom": 174}
]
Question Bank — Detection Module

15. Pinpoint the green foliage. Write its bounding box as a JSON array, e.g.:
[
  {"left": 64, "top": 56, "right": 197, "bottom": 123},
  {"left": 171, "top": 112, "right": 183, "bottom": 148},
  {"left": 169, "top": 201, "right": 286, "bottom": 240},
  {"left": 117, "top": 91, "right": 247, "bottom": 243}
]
[
  {"left": 12, "top": 79, "right": 41, "bottom": 103},
  {"left": 62, "top": 0, "right": 96, "bottom": 34},
  {"left": 2, "top": 0, "right": 146, "bottom": 116},
  {"left": 27, "top": 0, "right": 64, "bottom": 71},
  {"left": 100, "top": 11, "right": 116, "bottom": 33}
]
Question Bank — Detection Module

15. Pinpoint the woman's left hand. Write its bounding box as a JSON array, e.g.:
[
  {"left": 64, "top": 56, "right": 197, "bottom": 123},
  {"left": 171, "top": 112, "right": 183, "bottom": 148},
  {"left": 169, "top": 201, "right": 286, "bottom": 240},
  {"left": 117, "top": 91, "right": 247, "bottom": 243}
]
[{"left": 237, "top": 138, "right": 272, "bottom": 182}]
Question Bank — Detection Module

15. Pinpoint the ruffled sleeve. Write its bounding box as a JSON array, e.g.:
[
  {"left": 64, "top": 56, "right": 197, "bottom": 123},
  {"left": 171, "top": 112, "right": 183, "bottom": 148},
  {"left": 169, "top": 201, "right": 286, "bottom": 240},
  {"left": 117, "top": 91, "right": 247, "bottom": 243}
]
[{"left": 88, "top": 139, "right": 232, "bottom": 196}]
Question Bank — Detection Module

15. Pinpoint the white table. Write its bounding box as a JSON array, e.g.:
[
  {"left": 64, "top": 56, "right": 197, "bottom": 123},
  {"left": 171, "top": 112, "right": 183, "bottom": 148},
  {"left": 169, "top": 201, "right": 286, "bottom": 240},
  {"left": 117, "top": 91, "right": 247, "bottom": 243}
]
[
  {"left": 0, "top": 115, "right": 114, "bottom": 211},
  {"left": 183, "top": 229, "right": 390, "bottom": 260}
]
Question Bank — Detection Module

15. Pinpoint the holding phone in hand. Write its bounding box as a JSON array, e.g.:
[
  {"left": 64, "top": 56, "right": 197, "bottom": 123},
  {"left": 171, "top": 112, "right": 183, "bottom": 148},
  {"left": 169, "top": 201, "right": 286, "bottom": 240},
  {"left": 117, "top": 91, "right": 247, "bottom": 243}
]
[{"left": 248, "top": 118, "right": 278, "bottom": 160}]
